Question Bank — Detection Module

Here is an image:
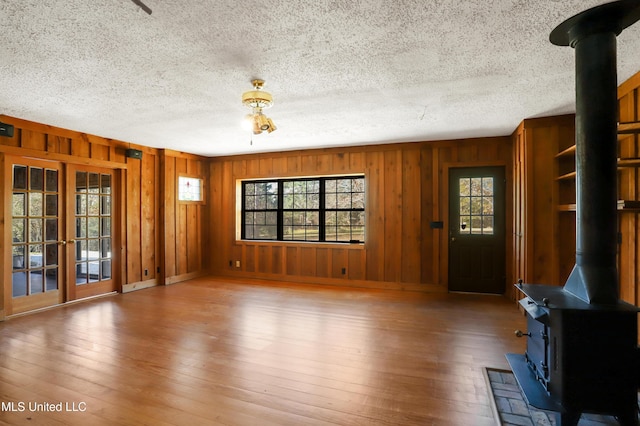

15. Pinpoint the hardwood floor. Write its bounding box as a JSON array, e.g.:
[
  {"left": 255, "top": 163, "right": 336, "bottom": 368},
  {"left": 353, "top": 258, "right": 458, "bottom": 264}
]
[{"left": 0, "top": 277, "right": 526, "bottom": 425}]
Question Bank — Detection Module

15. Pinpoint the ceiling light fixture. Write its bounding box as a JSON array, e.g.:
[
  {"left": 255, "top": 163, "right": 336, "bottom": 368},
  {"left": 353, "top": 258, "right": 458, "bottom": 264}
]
[{"left": 242, "top": 79, "right": 276, "bottom": 135}]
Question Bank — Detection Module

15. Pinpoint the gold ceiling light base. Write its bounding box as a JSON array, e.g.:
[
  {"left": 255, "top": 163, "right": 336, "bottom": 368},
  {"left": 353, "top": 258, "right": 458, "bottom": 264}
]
[
  {"left": 242, "top": 79, "right": 276, "bottom": 135},
  {"left": 242, "top": 79, "right": 273, "bottom": 109}
]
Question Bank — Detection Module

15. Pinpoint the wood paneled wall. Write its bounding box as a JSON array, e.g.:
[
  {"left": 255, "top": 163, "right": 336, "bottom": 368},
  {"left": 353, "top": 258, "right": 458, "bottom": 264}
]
[
  {"left": 208, "top": 137, "right": 512, "bottom": 292},
  {"left": 511, "top": 115, "right": 576, "bottom": 299},
  {"left": 0, "top": 116, "right": 209, "bottom": 317},
  {"left": 123, "top": 145, "right": 160, "bottom": 291},
  {"left": 7, "top": 74, "right": 640, "bottom": 306},
  {"left": 159, "top": 150, "right": 210, "bottom": 285},
  {"left": 510, "top": 70, "right": 640, "bottom": 307},
  {"left": 618, "top": 71, "right": 640, "bottom": 306}
]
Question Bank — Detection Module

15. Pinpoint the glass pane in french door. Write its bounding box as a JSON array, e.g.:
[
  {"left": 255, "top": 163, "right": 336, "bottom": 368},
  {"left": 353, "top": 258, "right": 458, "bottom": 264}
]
[
  {"left": 74, "top": 171, "right": 112, "bottom": 286},
  {"left": 11, "top": 163, "right": 61, "bottom": 304}
]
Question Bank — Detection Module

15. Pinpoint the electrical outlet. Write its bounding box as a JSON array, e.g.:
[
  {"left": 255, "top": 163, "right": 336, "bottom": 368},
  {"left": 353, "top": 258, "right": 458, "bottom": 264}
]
[
  {"left": 144, "top": 269, "right": 148, "bottom": 276},
  {"left": 235, "top": 260, "right": 241, "bottom": 268},
  {"left": 341, "top": 267, "right": 346, "bottom": 275}
]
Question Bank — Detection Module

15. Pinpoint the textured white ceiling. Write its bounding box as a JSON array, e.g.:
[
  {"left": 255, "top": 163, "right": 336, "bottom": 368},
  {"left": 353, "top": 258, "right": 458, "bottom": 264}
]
[{"left": 1, "top": 1, "right": 640, "bottom": 156}]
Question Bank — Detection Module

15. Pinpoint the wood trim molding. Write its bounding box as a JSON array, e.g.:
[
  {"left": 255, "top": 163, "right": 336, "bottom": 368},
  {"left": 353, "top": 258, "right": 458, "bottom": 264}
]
[
  {"left": 519, "top": 114, "right": 575, "bottom": 129},
  {"left": 160, "top": 149, "right": 209, "bottom": 161},
  {"left": 165, "top": 271, "right": 208, "bottom": 285},
  {"left": 0, "top": 115, "right": 131, "bottom": 148},
  {"left": 234, "top": 240, "right": 365, "bottom": 250},
  {"left": 618, "top": 70, "right": 640, "bottom": 99},
  {"left": 122, "top": 279, "right": 159, "bottom": 293},
  {"left": 211, "top": 137, "right": 511, "bottom": 164},
  {"left": 0, "top": 143, "right": 129, "bottom": 169}
]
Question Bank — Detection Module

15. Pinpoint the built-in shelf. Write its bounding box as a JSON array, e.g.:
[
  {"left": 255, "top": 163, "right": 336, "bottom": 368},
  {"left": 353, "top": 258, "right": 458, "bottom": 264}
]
[
  {"left": 558, "top": 204, "right": 577, "bottom": 212},
  {"left": 554, "top": 156, "right": 640, "bottom": 168},
  {"left": 555, "top": 145, "right": 576, "bottom": 158},
  {"left": 617, "top": 158, "right": 640, "bottom": 167},
  {"left": 555, "top": 124, "right": 640, "bottom": 214},
  {"left": 557, "top": 200, "right": 640, "bottom": 212},
  {"left": 618, "top": 121, "right": 640, "bottom": 135},
  {"left": 617, "top": 200, "right": 640, "bottom": 211},
  {"left": 556, "top": 171, "right": 577, "bottom": 181},
  {"left": 564, "top": 121, "right": 639, "bottom": 144}
]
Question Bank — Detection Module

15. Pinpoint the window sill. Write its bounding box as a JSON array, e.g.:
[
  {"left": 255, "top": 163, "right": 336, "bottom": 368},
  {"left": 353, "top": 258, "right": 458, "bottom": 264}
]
[{"left": 235, "top": 240, "right": 365, "bottom": 250}]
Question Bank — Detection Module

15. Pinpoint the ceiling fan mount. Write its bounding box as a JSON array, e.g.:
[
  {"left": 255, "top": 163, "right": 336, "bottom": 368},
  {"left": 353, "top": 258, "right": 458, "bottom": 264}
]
[
  {"left": 242, "top": 79, "right": 273, "bottom": 109},
  {"left": 242, "top": 79, "right": 277, "bottom": 135}
]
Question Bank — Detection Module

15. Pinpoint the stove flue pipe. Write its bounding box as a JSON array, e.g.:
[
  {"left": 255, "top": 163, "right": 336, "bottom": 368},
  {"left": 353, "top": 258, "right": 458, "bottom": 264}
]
[{"left": 550, "top": 0, "right": 640, "bottom": 304}]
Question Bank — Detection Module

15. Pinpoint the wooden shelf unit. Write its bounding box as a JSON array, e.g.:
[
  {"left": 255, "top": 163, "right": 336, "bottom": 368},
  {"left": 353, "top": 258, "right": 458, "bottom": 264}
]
[
  {"left": 554, "top": 122, "right": 640, "bottom": 210},
  {"left": 510, "top": 74, "right": 640, "bottom": 301},
  {"left": 616, "top": 72, "right": 640, "bottom": 306},
  {"left": 550, "top": 120, "right": 640, "bottom": 287},
  {"left": 556, "top": 201, "right": 640, "bottom": 213},
  {"left": 555, "top": 131, "right": 577, "bottom": 221},
  {"left": 617, "top": 158, "right": 640, "bottom": 168},
  {"left": 617, "top": 121, "right": 640, "bottom": 135},
  {"left": 617, "top": 200, "right": 640, "bottom": 211},
  {"left": 555, "top": 145, "right": 576, "bottom": 158},
  {"left": 557, "top": 204, "right": 577, "bottom": 212},
  {"left": 556, "top": 171, "right": 576, "bottom": 181}
]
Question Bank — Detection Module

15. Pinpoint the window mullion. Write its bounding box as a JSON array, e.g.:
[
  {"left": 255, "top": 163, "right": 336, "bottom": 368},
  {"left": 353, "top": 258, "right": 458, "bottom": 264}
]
[
  {"left": 277, "top": 180, "right": 283, "bottom": 241},
  {"left": 241, "top": 183, "right": 246, "bottom": 240},
  {"left": 319, "top": 179, "right": 326, "bottom": 242}
]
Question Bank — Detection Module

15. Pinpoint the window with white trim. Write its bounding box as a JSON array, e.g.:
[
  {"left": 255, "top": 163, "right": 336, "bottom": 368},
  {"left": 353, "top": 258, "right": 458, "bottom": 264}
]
[{"left": 178, "top": 176, "right": 203, "bottom": 202}]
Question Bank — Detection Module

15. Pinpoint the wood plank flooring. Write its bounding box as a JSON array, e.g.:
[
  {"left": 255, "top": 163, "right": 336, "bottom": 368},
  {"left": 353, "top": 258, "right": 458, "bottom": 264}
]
[{"left": 0, "top": 277, "right": 526, "bottom": 425}]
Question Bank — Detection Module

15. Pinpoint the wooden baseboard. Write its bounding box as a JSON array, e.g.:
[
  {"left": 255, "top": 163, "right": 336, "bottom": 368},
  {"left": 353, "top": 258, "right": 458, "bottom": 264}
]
[
  {"left": 122, "top": 279, "right": 158, "bottom": 293},
  {"left": 124, "top": 271, "right": 209, "bottom": 291},
  {"left": 5, "top": 292, "right": 117, "bottom": 320},
  {"left": 164, "top": 271, "right": 208, "bottom": 285}
]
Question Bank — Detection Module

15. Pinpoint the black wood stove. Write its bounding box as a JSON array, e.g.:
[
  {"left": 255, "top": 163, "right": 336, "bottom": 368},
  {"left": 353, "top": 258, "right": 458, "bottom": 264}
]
[
  {"left": 506, "top": 1, "right": 640, "bottom": 425},
  {"left": 507, "top": 283, "right": 639, "bottom": 425}
]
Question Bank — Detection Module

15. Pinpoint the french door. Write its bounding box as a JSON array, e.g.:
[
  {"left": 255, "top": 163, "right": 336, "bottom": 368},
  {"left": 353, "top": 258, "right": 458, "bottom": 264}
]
[
  {"left": 7, "top": 157, "right": 117, "bottom": 315},
  {"left": 66, "top": 164, "right": 117, "bottom": 301},
  {"left": 9, "top": 159, "right": 64, "bottom": 314}
]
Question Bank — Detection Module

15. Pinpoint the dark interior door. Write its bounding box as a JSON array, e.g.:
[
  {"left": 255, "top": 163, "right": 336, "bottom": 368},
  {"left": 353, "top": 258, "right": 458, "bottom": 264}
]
[{"left": 448, "top": 166, "right": 506, "bottom": 294}]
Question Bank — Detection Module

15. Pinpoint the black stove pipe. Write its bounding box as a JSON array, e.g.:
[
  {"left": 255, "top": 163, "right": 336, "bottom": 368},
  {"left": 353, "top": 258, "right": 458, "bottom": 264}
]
[{"left": 551, "top": 0, "right": 640, "bottom": 305}]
